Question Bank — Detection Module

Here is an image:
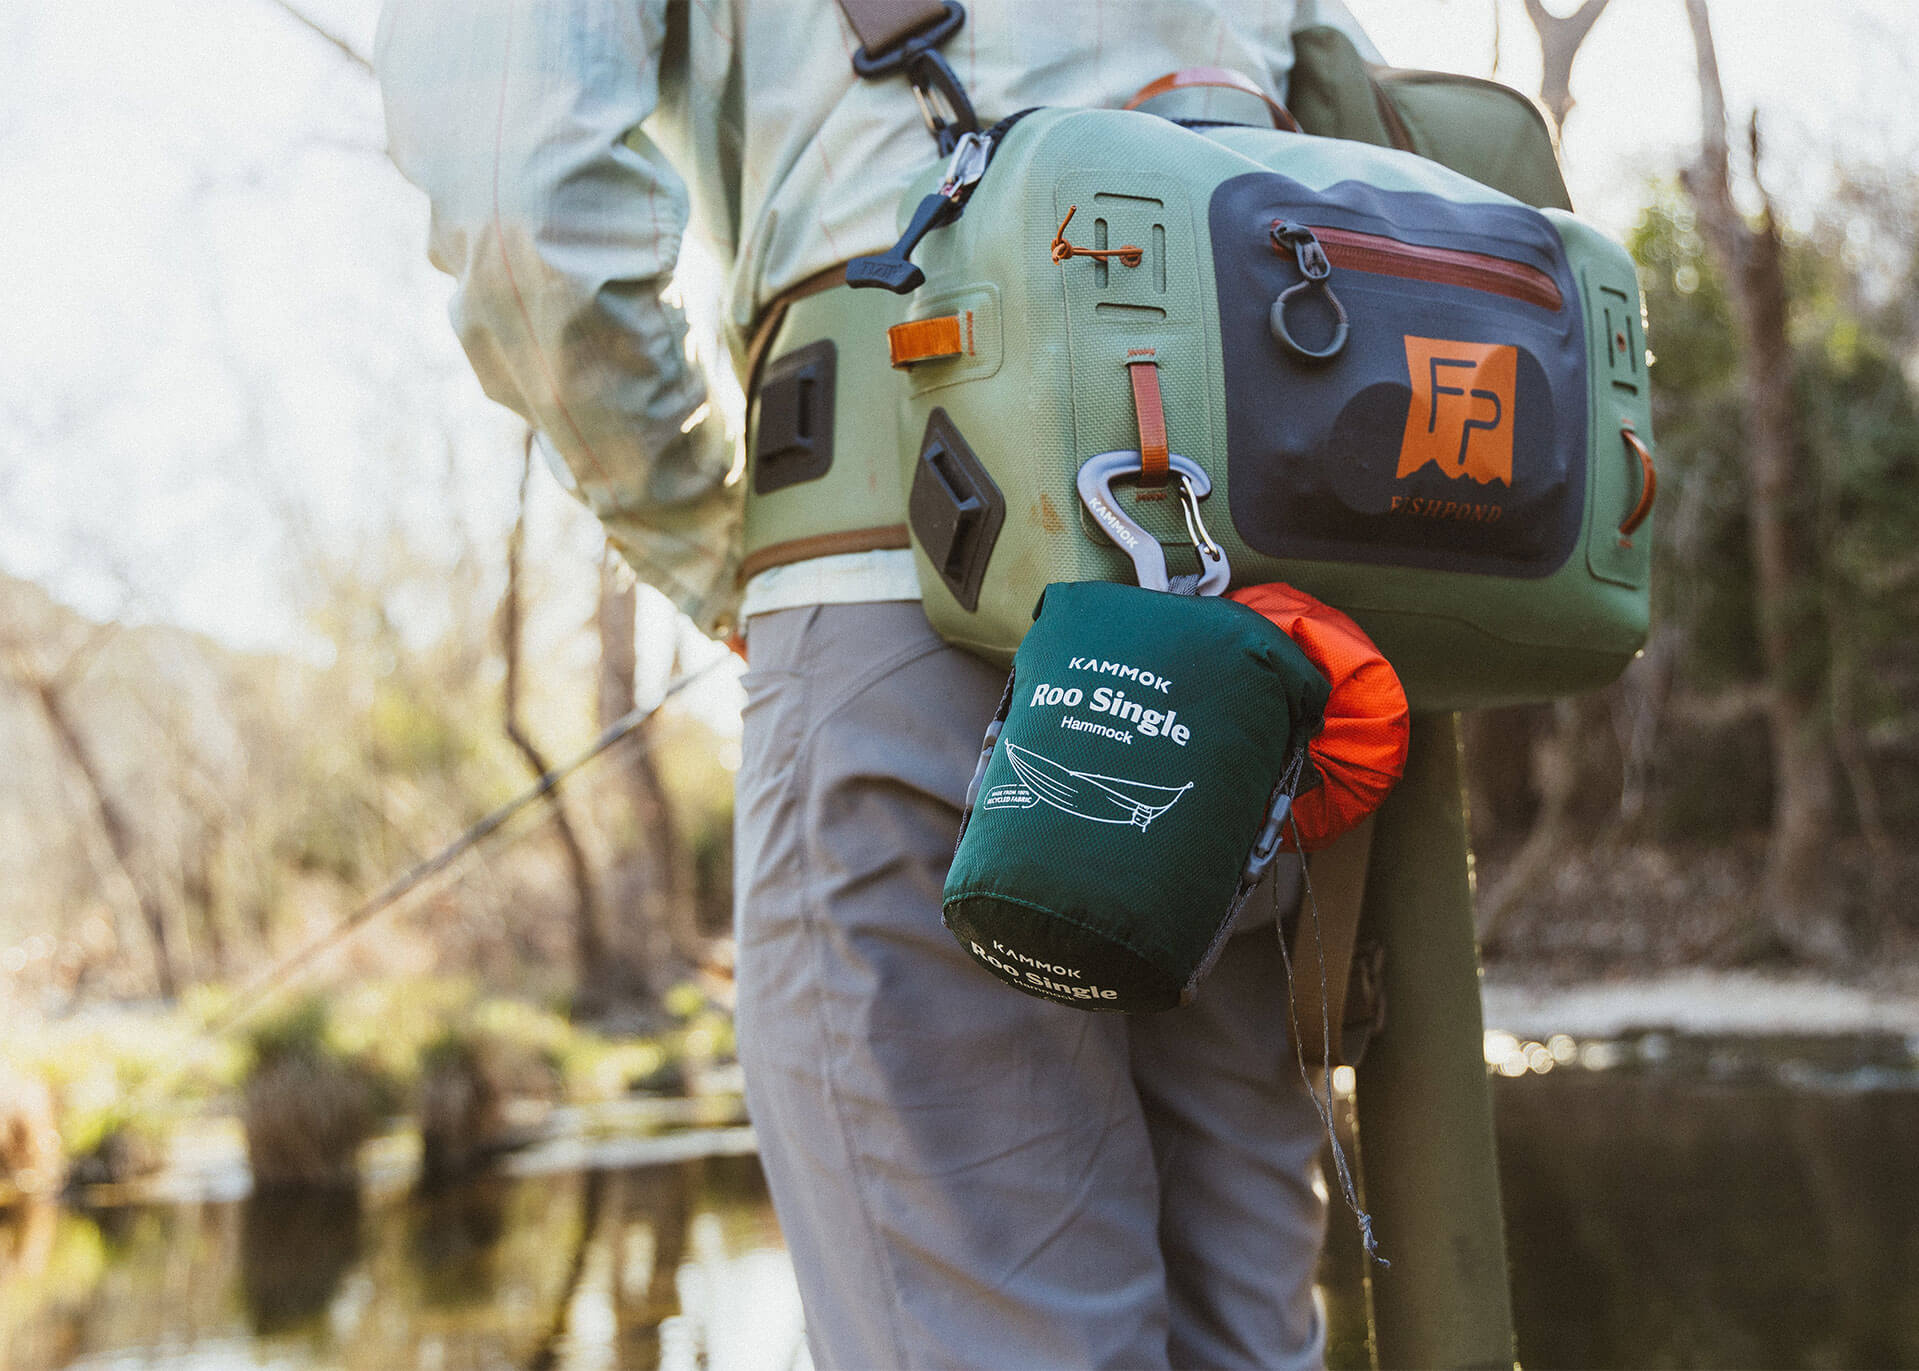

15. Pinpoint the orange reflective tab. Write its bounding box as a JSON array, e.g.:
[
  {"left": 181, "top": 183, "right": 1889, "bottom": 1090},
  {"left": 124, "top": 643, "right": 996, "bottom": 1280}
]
[
  {"left": 887, "top": 314, "right": 968, "bottom": 369},
  {"left": 1128, "top": 358, "right": 1170, "bottom": 487}
]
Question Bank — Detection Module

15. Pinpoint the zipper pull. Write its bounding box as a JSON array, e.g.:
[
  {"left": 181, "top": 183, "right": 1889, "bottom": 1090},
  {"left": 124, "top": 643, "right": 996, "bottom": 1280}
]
[
  {"left": 937, "top": 130, "right": 991, "bottom": 201},
  {"left": 1268, "top": 219, "right": 1348, "bottom": 363},
  {"left": 1270, "top": 220, "right": 1332, "bottom": 280},
  {"left": 848, "top": 130, "right": 993, "bottom": 294}
]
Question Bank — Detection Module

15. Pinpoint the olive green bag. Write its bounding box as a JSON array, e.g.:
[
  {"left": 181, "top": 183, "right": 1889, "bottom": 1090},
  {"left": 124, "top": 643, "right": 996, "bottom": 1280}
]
[
  {"left": 849, "top": 83, "right": 1653, "bottom": 710},
  {"left": 1286, "top": 25, "right": 1574, "bottom": 214}
]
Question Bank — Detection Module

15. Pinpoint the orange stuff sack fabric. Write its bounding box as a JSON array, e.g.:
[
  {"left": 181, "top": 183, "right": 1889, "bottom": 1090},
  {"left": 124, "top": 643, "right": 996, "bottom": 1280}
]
[{"left": 1228, "top": 583, "right": 1410, "bottom": 852}]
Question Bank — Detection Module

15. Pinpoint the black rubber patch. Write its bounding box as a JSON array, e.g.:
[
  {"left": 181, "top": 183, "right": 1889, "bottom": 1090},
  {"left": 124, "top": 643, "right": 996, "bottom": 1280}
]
[
  {"left": 910, "top": 408, "right": 1005, "bottom": 612},
  {"left": 1210, "top": 172, "right": 1587, "bottom": 579},
  {"left": 752, "top": 340, "right": 835, "bottom": 494}
]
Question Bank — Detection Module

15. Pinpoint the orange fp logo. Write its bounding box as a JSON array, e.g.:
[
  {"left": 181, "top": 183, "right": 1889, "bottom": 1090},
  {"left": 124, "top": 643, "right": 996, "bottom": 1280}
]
[{"left": 1398, "top": 337, "right": 1517, "bottom": 486}]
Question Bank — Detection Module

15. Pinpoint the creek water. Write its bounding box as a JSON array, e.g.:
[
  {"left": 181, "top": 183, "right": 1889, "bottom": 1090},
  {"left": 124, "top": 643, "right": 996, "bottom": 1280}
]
[{"left": 3, "top": 1032, "right": 1916, "bottom": 1371}]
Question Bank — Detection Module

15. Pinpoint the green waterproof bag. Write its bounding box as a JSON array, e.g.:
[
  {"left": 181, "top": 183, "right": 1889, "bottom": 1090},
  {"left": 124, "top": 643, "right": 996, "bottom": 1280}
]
[
  {"left": 944, "top": 580, "right": 1328, "bottom": 1012},
  {"left": 856, "top": 106, "right": 1655, "bottom": 710}
]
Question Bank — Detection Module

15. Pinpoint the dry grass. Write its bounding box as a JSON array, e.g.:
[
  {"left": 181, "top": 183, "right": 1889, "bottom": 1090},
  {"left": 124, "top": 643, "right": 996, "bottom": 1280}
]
[{"left": 242, "top": 1051, "right": 378, "bottom": 1189}]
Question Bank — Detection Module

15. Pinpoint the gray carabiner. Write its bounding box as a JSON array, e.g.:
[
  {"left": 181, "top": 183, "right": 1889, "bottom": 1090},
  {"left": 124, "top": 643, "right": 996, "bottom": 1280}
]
[
  {"left": 1177, "top": 473, "right": 1232, "bottom": 596},
  {"left": 1076, "top": 450, "right": 1232, "bottom": 594}
]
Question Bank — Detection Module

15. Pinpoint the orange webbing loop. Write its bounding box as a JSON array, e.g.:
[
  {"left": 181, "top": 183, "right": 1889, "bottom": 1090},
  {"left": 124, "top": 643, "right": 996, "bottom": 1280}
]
[
  {"left": 1618, "top": 423, "right": 1657, "bottom": 541},
  {"left": 887, "top": 313, "right": 969, "bottom": 369},
  {"left": 1127, "top": 358, "right": 1170, "bottom": 488}
]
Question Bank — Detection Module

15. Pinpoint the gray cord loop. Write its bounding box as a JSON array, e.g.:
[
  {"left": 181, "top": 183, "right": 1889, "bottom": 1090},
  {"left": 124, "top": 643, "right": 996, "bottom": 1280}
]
[
  {"left": 1270, "top": 278, "right": 1349, "bottom": 362},
  {"left": 1268, "top": 219, "right": 1349, "bottom": 363}
]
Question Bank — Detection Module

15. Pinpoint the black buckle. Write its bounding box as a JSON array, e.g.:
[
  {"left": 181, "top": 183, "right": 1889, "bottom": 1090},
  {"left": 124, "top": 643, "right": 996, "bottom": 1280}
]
[{"left": 850, "top": 1, "right": 978, "bottom": 154}]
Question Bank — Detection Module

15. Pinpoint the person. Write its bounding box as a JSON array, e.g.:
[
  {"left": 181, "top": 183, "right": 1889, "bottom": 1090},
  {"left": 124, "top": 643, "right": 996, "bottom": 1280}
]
[{"left": 376, "top": 4, "right": 1381, "bottom": 1366}]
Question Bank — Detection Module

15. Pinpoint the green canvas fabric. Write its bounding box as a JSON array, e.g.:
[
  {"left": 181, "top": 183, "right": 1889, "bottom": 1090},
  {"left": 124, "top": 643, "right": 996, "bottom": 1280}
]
[
  {"left": 944, "top": 581, "right": 1329, "bottom": 1012},
  {"left": 1287, "top": 25, "right": 1574, "bottom": 212},
  {"left": 1375, "top": 71, "right": 1574, "bottom": 213}
]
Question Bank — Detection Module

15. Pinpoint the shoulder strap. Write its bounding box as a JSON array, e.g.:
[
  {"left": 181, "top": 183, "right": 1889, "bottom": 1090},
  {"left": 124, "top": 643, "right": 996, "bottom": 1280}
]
[
  {"left": 1289, "top": 814, "right": 1378, "bottom": 1068},
  {"left": 1124, "top": 67, "right": 1300, "bottom": 132},
  {"left": 835, "top": 0, "right": 978, "bottom": 153},
  {"left": 836, "top": 0, "right": 951, "bottom": 57}
]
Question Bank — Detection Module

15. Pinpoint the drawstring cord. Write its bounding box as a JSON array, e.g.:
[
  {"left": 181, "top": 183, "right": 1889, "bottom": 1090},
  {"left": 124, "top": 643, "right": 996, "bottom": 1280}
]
[
  {"left": 1277, "top": 819, "right": 1387, "bottom": 1267},
  {"left": 1050, "top": 205, "right": 1143, "bottom": 267}
]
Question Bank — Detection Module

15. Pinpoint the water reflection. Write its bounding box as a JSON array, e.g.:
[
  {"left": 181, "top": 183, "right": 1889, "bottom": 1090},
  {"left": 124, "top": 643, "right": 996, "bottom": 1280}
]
[
  {"left": 1492, "top": 1043, "right": 1919, "bottom": 1371},
  {"left": 242, "top": 1187, "right": 363, "bottom": 1335},
  {"left": 407, "top": 1177, "right": 509, "bottom": 1310},
  {"left": 5, "top": 1039, "right": 1917, "bottom": 1371},
  {"left": 0, "top": 1153, "right": 803, "bottom": 1371}
]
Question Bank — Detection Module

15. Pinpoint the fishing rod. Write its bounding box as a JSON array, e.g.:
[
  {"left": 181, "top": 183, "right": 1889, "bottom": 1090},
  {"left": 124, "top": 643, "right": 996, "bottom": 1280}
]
[{"left": 179, "top": 651, "right": 735, "bottom": 1051}]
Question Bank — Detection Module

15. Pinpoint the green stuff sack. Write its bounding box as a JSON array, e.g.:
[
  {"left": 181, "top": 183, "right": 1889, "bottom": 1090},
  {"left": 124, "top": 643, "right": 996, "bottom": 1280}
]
[{"left": 943, "top": 580, "right": 1328, "bottom": 1012}]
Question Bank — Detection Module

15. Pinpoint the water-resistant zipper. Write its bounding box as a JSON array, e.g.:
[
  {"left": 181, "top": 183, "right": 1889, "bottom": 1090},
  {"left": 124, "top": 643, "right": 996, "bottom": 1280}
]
[{"left": 1271, "top": 222, "right": 1563, "bottom": 312}]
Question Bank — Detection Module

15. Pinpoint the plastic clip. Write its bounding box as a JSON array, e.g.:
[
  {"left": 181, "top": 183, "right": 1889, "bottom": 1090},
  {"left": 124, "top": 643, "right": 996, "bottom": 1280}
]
[
  {"left": 850, "top": 1, "right": 978, "bottom": 155},
  {"left": 1242, "top": 787, "right": 1296, "bottom": 885}
]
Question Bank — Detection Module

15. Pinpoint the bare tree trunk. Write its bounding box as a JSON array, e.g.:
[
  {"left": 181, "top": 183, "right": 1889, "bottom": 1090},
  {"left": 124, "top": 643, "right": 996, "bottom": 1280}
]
[
  {"left": 501, "top": 435, "right": 616, "bottom": 1012},
  {"left": 2, "top": 642, "right": 180, "bottom": 999},
  {"left": 183, "top": 818, "right": 230, "bottom": 981},
  {"left": 1520, "top": 0, "right": 1615, "bottom": 139},
  {"left": 1461, "top": 0, "right": 1618, "bottom": 948},
  {"left": 1680, "top": 0, "right": 1845, "bottom": 961},
  {"left": 597, "top": 553, "right": 701, "bottom": 987},
  {"left": 1476, "top": 697, "right": 1591, "bottom": 945}
]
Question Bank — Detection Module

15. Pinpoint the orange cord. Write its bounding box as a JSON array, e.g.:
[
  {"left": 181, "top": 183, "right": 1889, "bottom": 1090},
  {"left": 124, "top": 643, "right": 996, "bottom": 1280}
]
[{"left": 1050, "top": 206, "right": 1143, "bottom": 268}]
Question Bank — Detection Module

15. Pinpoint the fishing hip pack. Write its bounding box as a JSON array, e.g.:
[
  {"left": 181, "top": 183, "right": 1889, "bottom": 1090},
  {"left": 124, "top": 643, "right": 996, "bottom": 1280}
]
[
  {"left": 944, "top": 578, "right": 1329, "bottom": 1012},
  {"left": 858, "top": 106, "right": 1656, "bottom": 709}
]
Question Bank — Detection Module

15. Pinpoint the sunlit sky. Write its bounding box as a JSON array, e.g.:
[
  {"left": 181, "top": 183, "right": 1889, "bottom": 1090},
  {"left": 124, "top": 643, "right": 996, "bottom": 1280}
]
[{"left": 3, "top": 0, "right": 1915, "bottom": 724}]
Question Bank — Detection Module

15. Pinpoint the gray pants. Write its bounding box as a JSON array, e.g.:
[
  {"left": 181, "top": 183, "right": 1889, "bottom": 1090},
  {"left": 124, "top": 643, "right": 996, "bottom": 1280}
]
[{"left": 735, "top": 602, "right": 1327, "bottom": 1371}]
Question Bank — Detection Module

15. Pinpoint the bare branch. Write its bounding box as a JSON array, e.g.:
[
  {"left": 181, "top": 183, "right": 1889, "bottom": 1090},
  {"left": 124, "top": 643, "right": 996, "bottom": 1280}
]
[
  {"left": 1684, "top": 0, "right": 1730, "bottom": 179},
  {"left": 1520, "top": 0, "right": 1616, "bottom": 135},
  {"left": 2, "top": 638, "right": 181, "bottom": 998},
  {"left": 1680, "top": 0, "right": 1847, "bottom": 962},
  {"left": 501, "top": 432, "right": 615, "bottom": 1011}
]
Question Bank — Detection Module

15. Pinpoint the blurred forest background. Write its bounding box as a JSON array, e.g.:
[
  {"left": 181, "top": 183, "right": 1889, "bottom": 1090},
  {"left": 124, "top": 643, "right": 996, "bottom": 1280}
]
[{"left": 2, "top": 0, "right": 1917, "bottom": 1204}]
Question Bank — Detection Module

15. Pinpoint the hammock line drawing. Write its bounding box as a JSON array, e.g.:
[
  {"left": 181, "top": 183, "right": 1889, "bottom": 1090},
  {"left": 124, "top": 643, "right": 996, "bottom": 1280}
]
[{"left": 1002, "top": 743, "right": 1193, "bottom": 830}]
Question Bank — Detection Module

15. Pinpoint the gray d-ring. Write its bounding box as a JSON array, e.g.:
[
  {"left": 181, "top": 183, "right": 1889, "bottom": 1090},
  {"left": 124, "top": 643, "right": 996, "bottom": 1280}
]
[
  {"left": 1076, "top": 450, "right": 1226, "bottom": 592},
  {"left": 1270, "top": 278, "right": 1349, "bottom": 363}
]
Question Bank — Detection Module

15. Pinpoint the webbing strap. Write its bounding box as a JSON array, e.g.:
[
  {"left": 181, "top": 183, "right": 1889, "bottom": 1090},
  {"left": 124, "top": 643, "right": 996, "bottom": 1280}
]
[
  {"left": 1123, "top": 66, "right": 1301, "bottom": 132},
  {"left": 887, "top": 314, "right": 969, "bottom": 368},
  {"left": 1290, "top": 814, "right": 1376, "bottom": 1067},
  {"left": 836, "top": 0, "right": 951, "bottom": 57},
  {"left": 738, "top": 523, "right": 911, "bottom": 583},
  {"left": 744, "top": 264, "right": 850, "bottom": 403},
  {"left": 1127, "top": 358, "right": 1170, "bottom": 487}
]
